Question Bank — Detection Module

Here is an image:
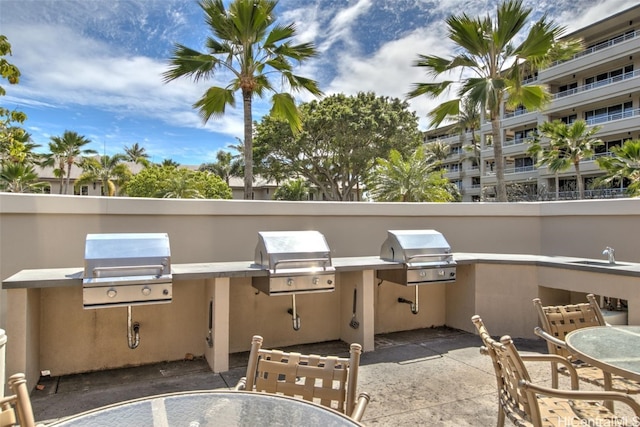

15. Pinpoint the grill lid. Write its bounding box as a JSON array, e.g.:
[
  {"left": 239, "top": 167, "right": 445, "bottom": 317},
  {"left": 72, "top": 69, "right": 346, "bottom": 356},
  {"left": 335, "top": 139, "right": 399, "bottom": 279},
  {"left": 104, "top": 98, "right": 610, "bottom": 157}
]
[
  {"left": 82, "top": 233, "right": 172, "bottom": 309},
  {"left": 84, "top": 233, "right": 171, "bottom": 279},
  {"left": 254, "top": 230, "right": 334, "bottom": 273},
  {"left": 380, "top": 230, "right": 455, "bottom": 266},
  {"left": 252, "top": 231, "right": 335, "bottom": 295}
]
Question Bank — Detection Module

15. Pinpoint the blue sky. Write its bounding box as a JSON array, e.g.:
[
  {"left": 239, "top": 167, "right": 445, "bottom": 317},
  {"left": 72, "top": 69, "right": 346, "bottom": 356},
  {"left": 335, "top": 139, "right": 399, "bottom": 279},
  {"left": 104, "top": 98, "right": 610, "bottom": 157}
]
[{"left": 1, "top": 0, "right": 637, "bottom": 165}]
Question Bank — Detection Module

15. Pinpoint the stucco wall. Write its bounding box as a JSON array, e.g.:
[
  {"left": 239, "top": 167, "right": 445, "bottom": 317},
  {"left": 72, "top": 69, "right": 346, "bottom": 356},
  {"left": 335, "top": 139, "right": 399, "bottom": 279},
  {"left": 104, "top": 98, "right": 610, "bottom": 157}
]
[{"left": 2, "top": 194, "right": 640, "bottom": 385}]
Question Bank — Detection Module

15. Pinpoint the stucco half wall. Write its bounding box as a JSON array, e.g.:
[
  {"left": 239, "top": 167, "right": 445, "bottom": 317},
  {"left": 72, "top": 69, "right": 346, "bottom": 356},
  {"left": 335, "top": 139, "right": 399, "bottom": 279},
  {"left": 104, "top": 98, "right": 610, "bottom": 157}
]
[{"left": 2, "top": 194, "right": 640, "bottom": 387}]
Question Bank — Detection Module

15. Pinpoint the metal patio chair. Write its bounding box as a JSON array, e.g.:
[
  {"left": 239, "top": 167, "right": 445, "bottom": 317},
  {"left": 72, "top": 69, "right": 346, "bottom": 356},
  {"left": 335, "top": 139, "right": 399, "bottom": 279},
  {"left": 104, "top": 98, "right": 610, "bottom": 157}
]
[
  {"left": 234, "top": 335, "right": 370, "bottom": 422},
  {"left": 533, "top": 294, "right": 640, "bottom": 394},
  {"left": 0, "top": 373, "right": 36, "bottom": 427},
  {"left": 472, "top": 315, "right": 640, "bottom": 427}
]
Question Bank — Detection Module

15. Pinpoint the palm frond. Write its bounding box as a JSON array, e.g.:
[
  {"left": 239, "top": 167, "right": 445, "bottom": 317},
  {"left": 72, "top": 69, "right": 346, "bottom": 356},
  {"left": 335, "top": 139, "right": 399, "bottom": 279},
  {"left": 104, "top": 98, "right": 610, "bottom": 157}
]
[
  {"left": 270, "top": 92, "right": 302, "bottom": 133},
  {"left": 406, "top": 81, "right": 454, "bottom": 99},
  {"left": 193, "top": 87, "right": 236, "bottom": 122},
  {"left": 427, "top": 99, "right": 461, "bottom": 128}
]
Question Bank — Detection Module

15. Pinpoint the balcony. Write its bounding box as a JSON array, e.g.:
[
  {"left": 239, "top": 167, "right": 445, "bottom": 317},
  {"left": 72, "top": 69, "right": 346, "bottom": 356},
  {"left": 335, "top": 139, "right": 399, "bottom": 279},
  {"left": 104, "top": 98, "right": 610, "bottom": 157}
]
[
  {"left": 540, "top": 30, "right": 640, "bottom": 81},
  {"left": 3, "top": 193, "right": 640, "bottom": 425}
]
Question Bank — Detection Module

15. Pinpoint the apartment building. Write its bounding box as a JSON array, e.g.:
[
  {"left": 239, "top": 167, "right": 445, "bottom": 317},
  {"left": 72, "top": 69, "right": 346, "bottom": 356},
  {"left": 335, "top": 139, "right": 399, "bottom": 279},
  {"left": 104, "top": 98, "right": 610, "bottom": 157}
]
[{"left": 425, "top": 4, "right": 640, "bottom": 202}]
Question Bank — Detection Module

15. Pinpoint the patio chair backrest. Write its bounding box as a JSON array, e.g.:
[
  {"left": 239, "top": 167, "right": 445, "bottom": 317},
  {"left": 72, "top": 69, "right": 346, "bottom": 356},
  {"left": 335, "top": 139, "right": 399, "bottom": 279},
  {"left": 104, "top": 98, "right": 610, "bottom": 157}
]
[
  {"left": 243, "top": 335, "right": 362, "bottom": 415},
  {"left": 472, "top": 315, "right": 539, "bottom": 425},
  {"left": 0, "top": 373, "right": 36, "bottom": 427},
  {"left": 533, "top": 294, "right": 605, "bottom": 359}
]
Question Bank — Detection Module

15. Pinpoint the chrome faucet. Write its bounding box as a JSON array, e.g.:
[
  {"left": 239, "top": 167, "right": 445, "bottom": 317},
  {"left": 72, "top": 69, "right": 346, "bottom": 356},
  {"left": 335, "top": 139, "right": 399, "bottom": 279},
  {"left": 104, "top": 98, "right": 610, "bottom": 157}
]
[{"left": 602, "top": 246, "right": 615, "bottom": 264}]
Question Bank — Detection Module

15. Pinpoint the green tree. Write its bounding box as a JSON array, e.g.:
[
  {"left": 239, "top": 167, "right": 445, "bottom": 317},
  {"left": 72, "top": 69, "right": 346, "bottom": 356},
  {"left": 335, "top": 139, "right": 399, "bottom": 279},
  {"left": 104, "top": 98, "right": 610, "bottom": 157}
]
[
  {"left": 530, "top": 120, "right": 602, "bottom": 199},
  {"left": 200, "top": 149, "right": 243, "bottom": 185},
  {"left": 456, "top": 98, "right": 482, "bottom": 177},
  {"left": 365, "top": 146, "right": 458, "bottom": 202},
  {"left": 407, "top": 0, "right": 581, "bottom": 202},
  {"left": 0, "top": 35, "right": 29, "bottom": 165},
  {"left": 125, "top": 165, "right": 232, "bottom": 199},
  {"left": 0, "top": 163, "right": 46, "bottom": 193},
  {"left": 76, "top": 154, "right": 131, "bottom": 196},
  {"left": 43, "top": 138, "right": 70, "bottom": 193},
  {"left": 123, "top": 143, "right": 150, "bottom": 167},
  {"left": 423, "top": 140, "right": 450, "bottom": 171},
  {"left": 273, "top": 178, "right": 309, "bottom": 200},
  {"left": 161, "top": 159, "right": 180, "bottom": 168},
  {"left": 48, "top": 131, "right": 97, "bottom": 194},
  {"left": 160, "top": 173, "right": 204, "bottom": 199},
  {"left": 163, "top": 0, "right": 322, "bottom": 200},
  {"left": 596, "top": 139, "right": 640, "bottom": 197},
  {"left": 3, "top": 132, "right": 40, "bottom": 165},
  {"left": 254, "top": 92, "right": 422, "bottom": 201}
]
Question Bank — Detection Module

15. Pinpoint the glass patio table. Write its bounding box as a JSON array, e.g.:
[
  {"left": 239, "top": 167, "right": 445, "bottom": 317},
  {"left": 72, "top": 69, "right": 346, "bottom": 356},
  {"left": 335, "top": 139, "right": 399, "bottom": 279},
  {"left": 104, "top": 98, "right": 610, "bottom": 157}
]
[
  {"left": 565, "top": 325, "right": 640, "bottom": 382},
  {"left": 46, "top": 390, "right": 363, "bottom": 427}
]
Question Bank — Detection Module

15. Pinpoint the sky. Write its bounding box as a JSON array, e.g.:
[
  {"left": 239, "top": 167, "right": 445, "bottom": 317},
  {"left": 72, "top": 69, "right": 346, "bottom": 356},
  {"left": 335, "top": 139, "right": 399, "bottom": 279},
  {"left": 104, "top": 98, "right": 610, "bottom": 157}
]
[{"left": 1, "top": 0, "right": 638, "bottom": 166}]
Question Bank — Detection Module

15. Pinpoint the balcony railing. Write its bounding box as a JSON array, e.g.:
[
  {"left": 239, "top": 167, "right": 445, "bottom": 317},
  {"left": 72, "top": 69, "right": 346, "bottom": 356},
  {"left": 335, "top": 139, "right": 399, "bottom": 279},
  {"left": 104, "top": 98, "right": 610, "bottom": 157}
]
[
  {"left": 550, "top": 30, "right": 639, "bottom": 67},
  {"left": 503, "top": 137, "right": 530, "bottom": 147},
  {"left": 425, "top": 132, "right": 459, "bottom": 141},
  {"left": 503, "top": 108, "right": 530, "bottom": 119},
  {"left": 585, "top": 108, "right": 639, "bottom": 126},
  {"left": 484, "top": 165, "right": 536, "bottom": 176},
  {"left": 554, "top": 188, "right": 628, "bottom": 200},
  {"left": 553, "top": 70, "right": 640, "bottom": 99}
]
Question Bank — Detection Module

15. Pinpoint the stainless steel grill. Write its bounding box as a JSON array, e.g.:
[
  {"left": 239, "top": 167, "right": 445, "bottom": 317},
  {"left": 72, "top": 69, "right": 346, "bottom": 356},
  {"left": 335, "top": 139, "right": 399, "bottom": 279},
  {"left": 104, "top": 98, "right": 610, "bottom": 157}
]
[
  {"left": 82, "top": 233, "right": 172, "bottom": 309},
  {"left": 377, "top": 230, "right": 456, "bottom": 286},
  {"left": 252, "top": 231, "right": 335, "bottom": 295}
]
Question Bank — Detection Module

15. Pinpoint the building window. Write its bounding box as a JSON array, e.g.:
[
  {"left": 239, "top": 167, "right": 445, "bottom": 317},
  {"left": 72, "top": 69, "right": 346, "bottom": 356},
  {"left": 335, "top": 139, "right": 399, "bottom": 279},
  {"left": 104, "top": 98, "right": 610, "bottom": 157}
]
[
  {"left": 584, "top": 101, "right": 633, "bottom": 124},
  {"left": 81, "top": 186, "right": 89, "bottom": 196},
  {"left": 514, "top": 157, "right": 534, "bottom": 172},
  {"left": 557, "top": 82, "right": 577, "bottom": 96}
]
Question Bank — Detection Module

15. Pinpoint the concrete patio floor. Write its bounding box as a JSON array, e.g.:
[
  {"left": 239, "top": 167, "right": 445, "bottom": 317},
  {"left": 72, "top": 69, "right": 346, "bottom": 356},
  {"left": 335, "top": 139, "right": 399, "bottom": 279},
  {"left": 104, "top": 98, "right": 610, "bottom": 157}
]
[{"left": 30, "top": 326, "right": 552, "bottom": 426}]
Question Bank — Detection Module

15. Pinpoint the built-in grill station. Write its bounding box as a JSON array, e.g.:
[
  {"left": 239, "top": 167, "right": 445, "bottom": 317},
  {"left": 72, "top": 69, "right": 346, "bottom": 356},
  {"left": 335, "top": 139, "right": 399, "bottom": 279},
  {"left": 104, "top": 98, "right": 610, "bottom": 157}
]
[
  {"left": 377, "top": 230, "right": 456, "bottom": 314},
  {"left": 83, "top": 233, "right": 172, "bottom": 308},
  {"left": 82, "top": 233, "right": 172, "bottom": 349},
  {"left": 252, "top": 230, "right": 335, "bottom": 330}
]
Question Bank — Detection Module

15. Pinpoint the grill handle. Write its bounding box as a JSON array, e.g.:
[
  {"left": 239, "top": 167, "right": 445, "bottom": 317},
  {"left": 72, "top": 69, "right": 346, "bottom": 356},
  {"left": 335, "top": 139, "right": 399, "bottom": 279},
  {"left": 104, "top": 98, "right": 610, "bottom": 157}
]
[
  {"left": 272, "top": 257, "right": 332, "bottom": 273},
  {"left": 91, "top": 264, "right": 167, "bottom": 278},
  {"left": 406, "top": 253, "right": 452, "bottom": 262}
]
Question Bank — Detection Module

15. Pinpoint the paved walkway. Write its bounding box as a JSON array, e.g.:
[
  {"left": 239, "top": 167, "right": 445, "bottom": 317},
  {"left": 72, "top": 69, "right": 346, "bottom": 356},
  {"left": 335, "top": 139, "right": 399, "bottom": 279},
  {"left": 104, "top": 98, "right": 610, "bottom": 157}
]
[{"left": 30, "top": 326, "right": 551, "bottom": 426}]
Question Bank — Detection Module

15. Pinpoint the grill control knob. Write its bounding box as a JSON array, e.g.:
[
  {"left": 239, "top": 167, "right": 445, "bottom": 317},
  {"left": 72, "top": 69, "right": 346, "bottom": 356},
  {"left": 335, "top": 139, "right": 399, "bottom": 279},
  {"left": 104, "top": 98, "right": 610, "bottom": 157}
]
[
  {"left": 141, "top": 286, "right": 151, "bottom": 296},
  {"left": 438, "top": 270, "right": 445, "bottom": 277},
  {"left": 107, "top": 288, "right": 117, "bottom": 298},
  {"left": 287, "top": 278, "right": 294, "bottom": 286},
  {"left": 312, "top": 277, "right": 319, "bottom": 285},
  {"left": 419, "top": 271, "right": 427, "bottom": 277}
]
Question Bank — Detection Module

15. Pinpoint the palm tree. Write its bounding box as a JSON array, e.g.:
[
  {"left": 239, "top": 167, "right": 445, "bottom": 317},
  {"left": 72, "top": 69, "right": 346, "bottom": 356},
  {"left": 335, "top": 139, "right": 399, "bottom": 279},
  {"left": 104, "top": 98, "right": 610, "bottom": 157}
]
[
  {"left": 158, "top": 174, "right": 204, "bottom": 199},
  {"left": 423, "top": 140, "right": 450, "bottom": 170},
  {"left": 407, "top": 0, "right": 581, "bottom": 202},
  {"left": 43, "top": 138, "right": 67, "bottom": 193},
  {"left": 163, "top": 0, "right": 323, "bottom": 200},
  {"left": 161, "top": 159, "right": 180, "bottom": 168},
  {"left": 533, "top": 119, "right": 602, "bottom": 199},
  {"left": 200, "top": 149, "right": 242, "bottom": 185},
  {"left": 456, "top": 99, "right": 482, "bottom": 168},
  {"left": 76, "top": 154, "right": 130, "bottom": 196},
  {"left": 365, "top": 146, "right": 456, "bottom": 202},
  {"left": 0, "top": 163, "right": 46, "bottom": 193},
  {"left": 123, "top": 143, "right": 150, "bottom": 167},
  {"left": 596, "top": 139, "right": 640, "bottom": 197},
  {"left": 273, "top": 178, "right": 309, "bottom": 200},
  {"left": 48, "top": 131, "right": 96, "bottom": 194}
]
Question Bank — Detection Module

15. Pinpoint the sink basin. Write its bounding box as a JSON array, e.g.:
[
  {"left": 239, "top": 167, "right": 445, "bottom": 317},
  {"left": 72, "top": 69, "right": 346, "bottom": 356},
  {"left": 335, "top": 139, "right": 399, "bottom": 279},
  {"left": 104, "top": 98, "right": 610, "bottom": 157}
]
[{"left": 569, "top": 260, "right": 628, "bottom": 267}]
